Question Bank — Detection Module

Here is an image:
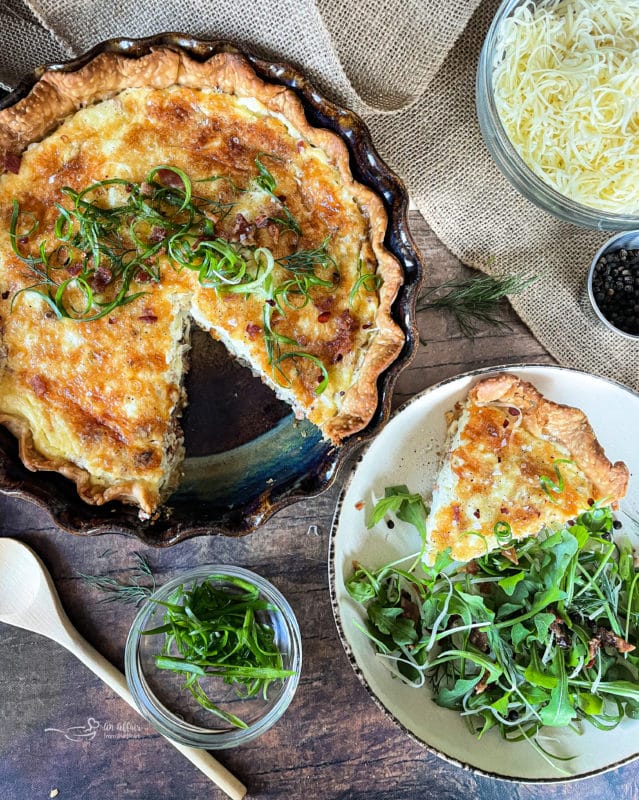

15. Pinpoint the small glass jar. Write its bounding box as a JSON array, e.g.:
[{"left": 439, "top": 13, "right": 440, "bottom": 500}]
[
  {"left": 125, "top": 565, "right": 302, "bottom": 749},
  {"left": 476, "top": 0, "right": 639, "bottom": 231}
]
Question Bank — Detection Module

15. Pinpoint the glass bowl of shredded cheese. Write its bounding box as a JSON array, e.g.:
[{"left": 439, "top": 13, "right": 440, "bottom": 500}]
[{"left": 477, "top": 0, "right": 639, "bottom": 230}]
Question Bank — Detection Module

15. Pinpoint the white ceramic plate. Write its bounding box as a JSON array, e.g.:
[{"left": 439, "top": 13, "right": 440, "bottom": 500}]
[{"left": 329, "top": 364, "right": 639, "bottom": 782}]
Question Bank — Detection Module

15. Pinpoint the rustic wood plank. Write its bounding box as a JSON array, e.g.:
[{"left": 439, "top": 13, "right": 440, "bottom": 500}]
[{"left": 0, "top": 212, "right": 628, "bottom": 800}]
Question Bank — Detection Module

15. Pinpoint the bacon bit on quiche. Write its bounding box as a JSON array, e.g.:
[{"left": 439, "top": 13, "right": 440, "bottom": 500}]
[
  {"left": 266, "top": 222, "right": 280, "bottom": 243},
  {"left": 245, "top": 322, "right": 261, "bottom": 340},
  {"left": 135, "top": 450, "right": 155, "bottom": 466},
  {"left": 452, "top": 504, "right": 461, "bottom": 525},
  {"left": 231, "top": 212, "right": 256, "bottom": 245},
  {"left": 138, "top": 309, "right": 159, "bottom": 323},
  {"left": 314, "top": 295, "right": 335, "bottom": 314},
  {"left": 324, "top": 309, "right": 358, "bottom": 363},
  {"left": 28, "top": 375, "right": 47, "bottom": 397},
  {"left": 254, "top": 213, "right": 269, "bottom": 229},
  {"left": 149, "top": 226, "right": 167, "bottom": 243},
  {"left": 3, "top": 152, "right": 21, "bottom": 174},
  {"left": 91, "top": 265, "right": 113, "bottom": 291},
  {"left": 317, "top": 311, "right": 331, "bottom": 323},
  {"left": 155, "top": 168, "right": 185, "bottom": 191}
]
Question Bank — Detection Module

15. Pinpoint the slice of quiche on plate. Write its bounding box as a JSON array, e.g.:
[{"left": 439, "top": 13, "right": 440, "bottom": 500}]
[
  {"left": 424, "top": 372, "right": 630, "bottom": 564},
  {"left": 330, "top": 366, "right": 637, "bottom": 780},
  {"left": 0, "top": 45, "right": 408, "bottom": 519}
]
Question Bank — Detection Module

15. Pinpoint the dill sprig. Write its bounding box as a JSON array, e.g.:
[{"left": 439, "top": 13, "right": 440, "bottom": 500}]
[
  {"left": 77, "top": 552, "right": 156, "bottom": 606},
  {"left": 417, "top": 273, "right": 536, "bottom": 338}
]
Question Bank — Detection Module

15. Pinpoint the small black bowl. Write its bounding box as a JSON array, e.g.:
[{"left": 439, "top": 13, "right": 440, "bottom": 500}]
[{"left": 0, "top": 34, "right": 423, "bottom": 546}]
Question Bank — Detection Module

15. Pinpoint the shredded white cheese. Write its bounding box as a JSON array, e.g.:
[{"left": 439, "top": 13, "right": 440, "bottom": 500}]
[{"left": 493, "top": 0, "right": 639, "bottom": 213}]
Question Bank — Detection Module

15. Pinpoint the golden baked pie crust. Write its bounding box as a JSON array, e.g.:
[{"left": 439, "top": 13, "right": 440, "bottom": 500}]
[
  {"left": 0, "top": 48, "right": 405, "bottom": 514},
  {"left": 425, "top": 373, "right": 629, "bottom": 563},
  {"left": 471, "top": 373, "right": 629, "bottom": 503}
]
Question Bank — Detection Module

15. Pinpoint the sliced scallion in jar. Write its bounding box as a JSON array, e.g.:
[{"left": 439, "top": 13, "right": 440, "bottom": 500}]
[{"left": 141, "top": 575, "right": 295, "bottom": 729}]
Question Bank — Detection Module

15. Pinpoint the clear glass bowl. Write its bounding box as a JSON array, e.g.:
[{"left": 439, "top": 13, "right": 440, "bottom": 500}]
[
  {"left": 476, "top": 0, "right": 639, "bottom": 231},
  {"left": 125, "top": 565, "right": 302, "bottom": 748}
]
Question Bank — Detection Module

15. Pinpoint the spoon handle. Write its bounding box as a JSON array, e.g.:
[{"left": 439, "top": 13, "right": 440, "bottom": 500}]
[{"left": 60, "top": 629, "right": 246, "bottom": 800}]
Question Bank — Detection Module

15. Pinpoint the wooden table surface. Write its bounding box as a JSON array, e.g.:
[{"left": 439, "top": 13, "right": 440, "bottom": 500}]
[{"left": 1, "top": 212, "right": 635, "bottom": 800}]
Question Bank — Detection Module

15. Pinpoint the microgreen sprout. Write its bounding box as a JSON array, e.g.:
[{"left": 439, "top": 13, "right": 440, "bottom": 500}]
[{"left": 347, "top": 487, "right": 639, "bottom": 770}]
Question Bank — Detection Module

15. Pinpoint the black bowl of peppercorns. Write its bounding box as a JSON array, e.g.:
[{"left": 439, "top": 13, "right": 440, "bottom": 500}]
[{"left": 588, "top": 232, "right": 639, "bottom": 339}]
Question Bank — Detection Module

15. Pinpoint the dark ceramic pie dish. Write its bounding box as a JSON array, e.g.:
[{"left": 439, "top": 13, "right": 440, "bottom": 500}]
[{"left": 0, "top": 34, "right": 423, "bottom": 546}]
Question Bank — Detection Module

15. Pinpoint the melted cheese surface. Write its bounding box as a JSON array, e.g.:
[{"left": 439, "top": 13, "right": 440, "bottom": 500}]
[
  {"left": 0, "top": 85, "right": 385, "bottom": 509},
  {"left": 425, "top": 402, "right": 599, "bottom": 564}
]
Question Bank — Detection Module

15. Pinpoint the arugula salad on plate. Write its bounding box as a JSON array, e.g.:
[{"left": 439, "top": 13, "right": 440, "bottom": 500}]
[{"left": 346, "top": 487, "right": 639, "bottom": 772}]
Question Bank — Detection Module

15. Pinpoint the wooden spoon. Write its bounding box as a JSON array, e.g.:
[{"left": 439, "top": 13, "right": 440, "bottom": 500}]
[{"left": 0, "top": 537, "right": 246, "bottom": 800}]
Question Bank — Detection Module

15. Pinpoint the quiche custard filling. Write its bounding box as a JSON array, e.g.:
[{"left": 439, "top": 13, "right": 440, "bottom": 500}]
[
  {"left": 0, "top": 51, "right": 404, "bottom": 515},
  {"left": 424, "top": 374, "right": 629, "bottom": 564}
]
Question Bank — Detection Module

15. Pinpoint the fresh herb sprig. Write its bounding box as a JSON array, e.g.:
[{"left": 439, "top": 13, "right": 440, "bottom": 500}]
[
  {"left": 347, "top": 492, "right": 639, "bottom": 768},
  {"left": 418, "top": 273, "right": 536, "bottom": 338},
  {"left": 349, "top": 258, "right": 382, "bottom": 307},
  {"left": 9, "top": 166, "right": 235, "bottom": 321},
  {"left": 142, "top": 575, "right": 295, "bottom": 728},
  {"left": 9, "top": 159, "right": 337, "bottom": 394},
  {"left": 254, "top": 154, "right": 301, "bottom": 235},
  {"left": 77, "top": 552, "right": 155, "bottom": 606}
]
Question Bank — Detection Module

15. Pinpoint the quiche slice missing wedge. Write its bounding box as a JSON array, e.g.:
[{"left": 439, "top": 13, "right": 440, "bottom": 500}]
[
  {"left": 424, "top": 373, "right": 629, "bottom": 564},
  {"left": 0, "top": 48, "right": 405, "bottom": 516}
]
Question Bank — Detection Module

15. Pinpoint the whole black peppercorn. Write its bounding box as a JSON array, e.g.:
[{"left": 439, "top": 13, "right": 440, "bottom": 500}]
[{"left": 591, "top": 246, "right": 639, "bottom": 335}]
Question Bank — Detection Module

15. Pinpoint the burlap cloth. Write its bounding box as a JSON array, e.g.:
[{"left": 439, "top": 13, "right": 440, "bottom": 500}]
[{"left": 1, "top": 0, "right": 637, "bottom": 390}]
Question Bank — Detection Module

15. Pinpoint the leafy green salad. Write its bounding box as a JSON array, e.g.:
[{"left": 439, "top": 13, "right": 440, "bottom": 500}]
[{"left": 346, "top": 486, "right": 639, "bottom": 763}]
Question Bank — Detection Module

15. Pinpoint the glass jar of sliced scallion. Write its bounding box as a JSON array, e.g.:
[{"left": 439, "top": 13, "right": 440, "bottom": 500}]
[{"left": 125, "top": 565, "right": 302, "bottom": 749}]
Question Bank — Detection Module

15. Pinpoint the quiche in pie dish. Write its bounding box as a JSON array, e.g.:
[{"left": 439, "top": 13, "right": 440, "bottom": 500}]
[{"left": 0, "top": 47, "right": 405, "bottom": 517}]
